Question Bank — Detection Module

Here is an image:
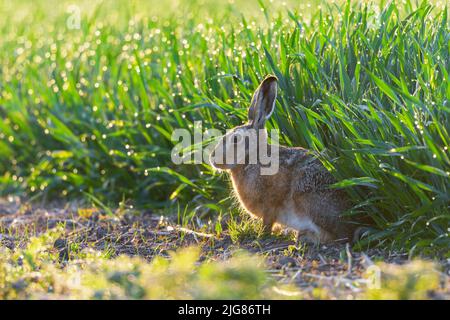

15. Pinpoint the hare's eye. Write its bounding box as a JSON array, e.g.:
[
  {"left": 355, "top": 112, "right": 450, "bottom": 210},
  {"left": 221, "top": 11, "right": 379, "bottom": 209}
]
[{"left": 232, "top": 134, "right": 242, "bottom": 144}]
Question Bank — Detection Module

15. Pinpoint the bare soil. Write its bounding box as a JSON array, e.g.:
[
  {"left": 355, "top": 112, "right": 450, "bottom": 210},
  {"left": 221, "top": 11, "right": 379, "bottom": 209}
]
[{"left": 1, "top": 197, "right": 448, "bottom": 299}]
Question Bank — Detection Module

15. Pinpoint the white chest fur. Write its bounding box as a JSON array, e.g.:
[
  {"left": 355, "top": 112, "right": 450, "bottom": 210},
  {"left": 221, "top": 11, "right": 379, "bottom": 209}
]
[{"left": 277, "top": 202, "right": 320, "bottom": 235}]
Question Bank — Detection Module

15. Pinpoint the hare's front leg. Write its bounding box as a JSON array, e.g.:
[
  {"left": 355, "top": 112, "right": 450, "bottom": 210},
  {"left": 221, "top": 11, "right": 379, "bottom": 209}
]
[{"left": 262, "top": 215, "right": 275, "bottom": 234}]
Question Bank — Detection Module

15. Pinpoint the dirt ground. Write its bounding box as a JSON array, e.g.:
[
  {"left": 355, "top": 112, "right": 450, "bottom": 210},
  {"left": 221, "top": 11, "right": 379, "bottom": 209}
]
[{"left": 1, "top": 196, "right": 449, "bottom": 299}]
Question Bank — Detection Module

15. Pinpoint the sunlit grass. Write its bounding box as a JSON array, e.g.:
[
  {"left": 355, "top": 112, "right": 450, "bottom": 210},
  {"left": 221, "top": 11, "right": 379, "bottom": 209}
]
[
  {"left": 0, "top": 227, "right": 279, "bottom": 299},
  {"left": 0, "top": 0, "right": 448, "bottom": 254},
  {"left": 0, "top": 227, "right": 444, "bottom": 299}
]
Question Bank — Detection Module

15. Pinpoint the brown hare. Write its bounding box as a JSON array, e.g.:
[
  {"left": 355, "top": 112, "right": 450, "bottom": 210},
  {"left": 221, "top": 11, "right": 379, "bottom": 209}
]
[{"left": 209, "top": 75, "right": 358, "bottom": 243}]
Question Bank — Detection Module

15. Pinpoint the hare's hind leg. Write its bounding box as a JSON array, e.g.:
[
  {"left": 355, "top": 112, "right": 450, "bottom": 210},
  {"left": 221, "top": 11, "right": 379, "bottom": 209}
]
[
  {"left": 294, "top": 229, "right": 318, "bottom": 246},
  {"left": 294, "top": 226, "right": 333, "bottom": 245},
  {"left": 317, "top": 228, "right": 334, "bottom": 243},
  {"left": 277, "top": 209, "right": 326, "bottom": 243}
]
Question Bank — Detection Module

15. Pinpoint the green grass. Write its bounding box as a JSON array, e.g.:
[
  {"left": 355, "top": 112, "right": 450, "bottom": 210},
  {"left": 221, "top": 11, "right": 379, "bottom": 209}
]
[
  {"left": 0, "top": 227, "right": 280, "bottom": 299},
  {"left": 0, "top": 0, "right": 449, "bottom": 254},
  {"left": 0, "top": 227, "right": 443, "bottom": 299}
]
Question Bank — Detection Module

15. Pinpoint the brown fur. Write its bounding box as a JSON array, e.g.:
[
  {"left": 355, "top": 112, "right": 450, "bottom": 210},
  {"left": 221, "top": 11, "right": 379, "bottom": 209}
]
[{"left": 209, "top": 75, "right": 358, "bottom": 243}]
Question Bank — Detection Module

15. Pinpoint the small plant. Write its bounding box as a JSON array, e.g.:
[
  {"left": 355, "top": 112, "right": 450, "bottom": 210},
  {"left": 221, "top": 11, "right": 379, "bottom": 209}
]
[
  {"left": 227, "top": 214, "right": 267, "bottom": 244},
  {"left": 283, "top": 244, "right": 306, "bottom": 258},
  {"left": 0, "top": 228, "right": 295, "bottom": 299},
  {"left": 364, "top": 261, "right": 441, "bottom": 300}
]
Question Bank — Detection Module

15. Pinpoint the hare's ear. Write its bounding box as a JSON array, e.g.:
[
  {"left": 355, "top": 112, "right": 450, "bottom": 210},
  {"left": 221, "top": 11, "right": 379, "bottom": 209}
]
[{"left": 248, "top": 75, "right": 278, "bottom": 129}]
